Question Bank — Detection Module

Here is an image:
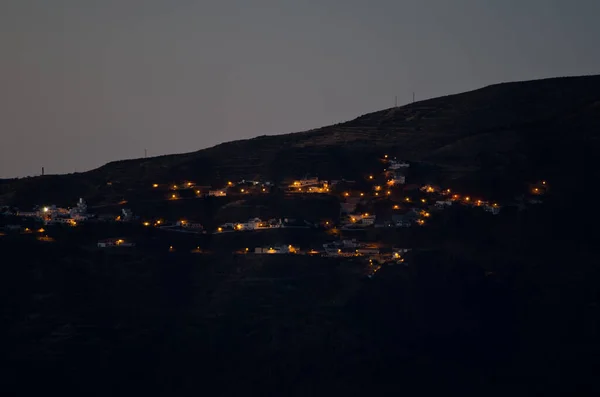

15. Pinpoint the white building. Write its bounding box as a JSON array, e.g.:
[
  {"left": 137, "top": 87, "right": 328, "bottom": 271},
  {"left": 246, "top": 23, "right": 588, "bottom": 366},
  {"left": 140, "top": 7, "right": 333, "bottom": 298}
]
[
  {"left": 255, "top": 245, "right": 297, "bottom": 254},
  {"left": 388, "top": 160, "right": 410, "bottom": 170},
  {"left": 420, "top": 185, "right": 440, "bottom": 193},
  {"left": 347, "top": 213, "right": 376, "bottom": 226},
  {"left": 435, "top": 200, "right": 453, "bottom": 208},
  {"left": 290, "top": 177, "right": 320, "bottom": 187},
  {"left": 483, "top": 204, "right": 501, "bottom": 215},
  {"left": 176, "top": 221, "right": 204, "bottom": 229},
  {"left": 390, "top": 175, "right": 406, "bottom": 185},
  {"left": 46, "top": 217, "right": 77, "bottom": 226},
  {"left": 97, "top": 238, "right": 135, "bottom": 248}
]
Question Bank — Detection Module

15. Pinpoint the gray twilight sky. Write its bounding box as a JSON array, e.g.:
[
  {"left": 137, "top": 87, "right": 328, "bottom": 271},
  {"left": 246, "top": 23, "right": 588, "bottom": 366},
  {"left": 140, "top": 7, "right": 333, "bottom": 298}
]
[{"left": 1, "top": 0, "right": 599, "bottom": 178}]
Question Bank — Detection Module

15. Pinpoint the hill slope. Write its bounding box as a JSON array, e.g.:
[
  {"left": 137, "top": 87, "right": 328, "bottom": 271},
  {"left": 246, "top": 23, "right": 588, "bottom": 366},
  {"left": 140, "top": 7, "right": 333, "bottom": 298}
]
[{"left": 3, "top": 75, "right": 600, "bottom": 207}]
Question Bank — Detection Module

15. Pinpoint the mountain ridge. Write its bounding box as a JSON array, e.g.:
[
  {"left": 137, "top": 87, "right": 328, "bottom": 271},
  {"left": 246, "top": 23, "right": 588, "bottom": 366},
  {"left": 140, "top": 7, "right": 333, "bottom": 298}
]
[{"left": 2, "top": 74, "right": 600, "bottom": 207}]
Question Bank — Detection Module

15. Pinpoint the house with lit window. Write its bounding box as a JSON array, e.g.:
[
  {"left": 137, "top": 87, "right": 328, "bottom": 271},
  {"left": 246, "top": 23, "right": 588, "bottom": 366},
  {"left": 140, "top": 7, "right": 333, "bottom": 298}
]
[
  {"left": 342, "top": 213, "right": 376, "bottom": 228},
  {"left": 97, "top": 238, "right": 136, "bottom": 248},
  {"left": 254, "top": 244, "right": 298, "bottom": 254},
  {"left": 420, "top": 185, "right": 441, "bottom": 193},
  {"left": 288, "top": 177, "right": 330, "bottom": 193}
]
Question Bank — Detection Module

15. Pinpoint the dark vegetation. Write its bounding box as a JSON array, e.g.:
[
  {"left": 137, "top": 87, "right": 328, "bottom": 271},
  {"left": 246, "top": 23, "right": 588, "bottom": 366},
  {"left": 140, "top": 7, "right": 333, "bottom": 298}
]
[{"left": 2, "top": 197, "right": 598, "bottom": 396}]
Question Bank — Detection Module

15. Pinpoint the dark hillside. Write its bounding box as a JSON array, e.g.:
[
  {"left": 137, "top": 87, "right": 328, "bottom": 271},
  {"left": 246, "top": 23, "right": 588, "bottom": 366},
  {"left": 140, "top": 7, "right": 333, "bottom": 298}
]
[{"left": 2, "top": 75, "right": 600, "bottom": 206}]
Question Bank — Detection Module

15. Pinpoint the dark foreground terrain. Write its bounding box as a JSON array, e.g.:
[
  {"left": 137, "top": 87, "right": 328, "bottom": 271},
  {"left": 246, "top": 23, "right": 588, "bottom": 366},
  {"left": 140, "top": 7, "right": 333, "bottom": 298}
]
[{"left": 2, "top": 197, "right": 598, "bottom": 396}]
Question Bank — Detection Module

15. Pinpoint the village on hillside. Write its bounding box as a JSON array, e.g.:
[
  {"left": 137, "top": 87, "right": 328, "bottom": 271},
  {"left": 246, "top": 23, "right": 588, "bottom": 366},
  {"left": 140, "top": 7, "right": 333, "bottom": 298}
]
[{"left": 1, "top": 154, "right": 549, "bottom": 269}]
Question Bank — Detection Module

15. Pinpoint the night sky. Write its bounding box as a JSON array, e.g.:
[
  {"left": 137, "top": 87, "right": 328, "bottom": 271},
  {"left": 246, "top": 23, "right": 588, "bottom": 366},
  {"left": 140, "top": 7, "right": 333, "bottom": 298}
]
[{"left": 2, "top": 0, "right": 599, "bottom": 178}]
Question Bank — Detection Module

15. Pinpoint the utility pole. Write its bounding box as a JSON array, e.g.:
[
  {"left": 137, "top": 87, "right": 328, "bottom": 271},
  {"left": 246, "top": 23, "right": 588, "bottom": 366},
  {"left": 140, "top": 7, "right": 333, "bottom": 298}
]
[
  {"left": 144, "top": 149, "right": 147, "bottom": 158},
  {"left": 395, "top": 96, "right": 398, "bottom": 107},
  {"left": 413, "top": 92, "right": 415, "bottom": 103},
  {"left": 41, "top": 167, "right": 44, "bottom": 176}
]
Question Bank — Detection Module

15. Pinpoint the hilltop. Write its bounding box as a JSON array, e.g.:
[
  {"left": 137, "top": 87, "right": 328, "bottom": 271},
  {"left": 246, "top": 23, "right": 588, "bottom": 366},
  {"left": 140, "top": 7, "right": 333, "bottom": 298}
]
[{"left": 3, "top": 75, "right": 600, "bottom": 207}]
